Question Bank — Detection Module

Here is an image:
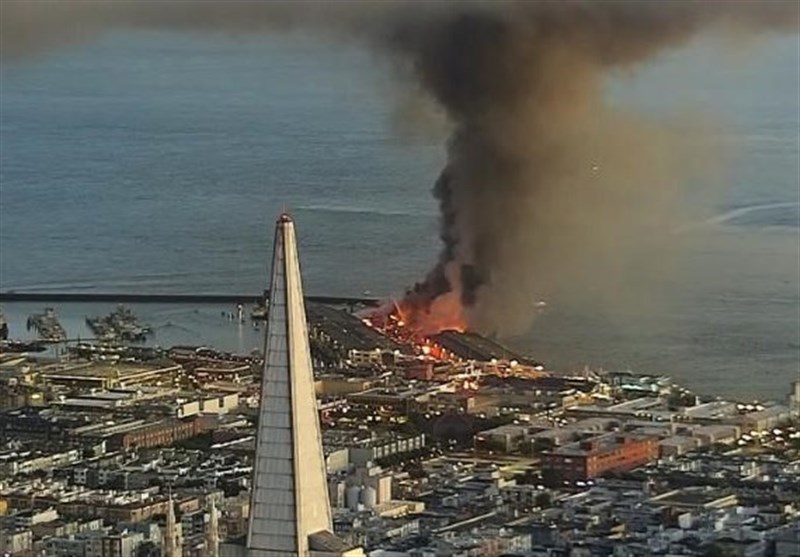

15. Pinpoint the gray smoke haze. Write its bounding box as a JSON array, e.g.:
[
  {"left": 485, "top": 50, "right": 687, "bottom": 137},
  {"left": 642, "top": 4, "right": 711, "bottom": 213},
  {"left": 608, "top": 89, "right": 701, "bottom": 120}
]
[{"left": 2, "top": 0, "right": 798, "bottom": 335}]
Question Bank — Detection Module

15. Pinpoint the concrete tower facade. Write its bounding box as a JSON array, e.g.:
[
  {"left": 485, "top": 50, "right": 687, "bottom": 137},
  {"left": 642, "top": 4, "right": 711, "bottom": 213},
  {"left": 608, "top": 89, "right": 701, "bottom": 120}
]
[{"left": 246, "top": 214, "right": 360, "bottom": 557}]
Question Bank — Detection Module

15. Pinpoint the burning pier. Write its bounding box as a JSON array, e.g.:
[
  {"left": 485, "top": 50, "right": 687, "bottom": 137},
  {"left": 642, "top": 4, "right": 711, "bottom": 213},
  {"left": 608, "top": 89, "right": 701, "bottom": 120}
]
[
  {"left": 427, "top": 330, "right": 541, "bottom": 368},
  {"left": 362, "top": 294, "right": 542, "bottom": 374}
]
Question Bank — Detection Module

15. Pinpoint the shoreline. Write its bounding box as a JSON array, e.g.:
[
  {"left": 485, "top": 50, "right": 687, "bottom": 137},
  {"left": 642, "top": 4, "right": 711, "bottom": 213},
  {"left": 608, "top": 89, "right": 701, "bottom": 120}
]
[{"left": 1, "top": 299, "right": 795, "bottom": 403}]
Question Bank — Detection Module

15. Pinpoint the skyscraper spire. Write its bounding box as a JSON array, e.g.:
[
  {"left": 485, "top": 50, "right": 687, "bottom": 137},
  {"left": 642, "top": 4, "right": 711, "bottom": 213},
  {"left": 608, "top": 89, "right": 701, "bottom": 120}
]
[
  {"left": 247, "top": 213, "right": 332, "bottom": 556},
  {"left": 245, "top": 213, "right": 362, "bottom": 557},
  {"left": 207, "top": 499, "right": 219, "bottom": 557},
  {"left": 165, "top": 491, "right": 180, "bottom": 557}
]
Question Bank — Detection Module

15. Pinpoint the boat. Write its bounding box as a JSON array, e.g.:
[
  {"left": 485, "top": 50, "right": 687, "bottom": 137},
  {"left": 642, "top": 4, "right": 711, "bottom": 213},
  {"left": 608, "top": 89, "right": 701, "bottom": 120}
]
[
  {"left": 0, "top": 308, "right": 7, "bottom": 341},
  {"left": 26, "top": 307, "right": 67, "bottom": 342},
  {"left": 251, "top": 301, "right": 268, "bottom": 320},
  {"left": 86, "top": 304, "right": 152, "bottom": 342}
]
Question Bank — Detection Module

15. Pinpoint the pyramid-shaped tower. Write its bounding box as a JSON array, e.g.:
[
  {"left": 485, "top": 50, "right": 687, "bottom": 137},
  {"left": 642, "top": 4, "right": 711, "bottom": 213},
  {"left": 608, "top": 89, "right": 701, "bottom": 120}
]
[
  {"left": 164, "top": 493, "right": 182, "bottom": 557},
  {"left": 247, "top": 214, "right": 334, "bottom": 556}
]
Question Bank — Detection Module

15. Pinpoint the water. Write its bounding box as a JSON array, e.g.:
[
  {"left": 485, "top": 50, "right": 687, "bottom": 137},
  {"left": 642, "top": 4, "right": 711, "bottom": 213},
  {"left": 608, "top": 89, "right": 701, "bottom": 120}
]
[
  {"left": 1, "top": 302, "right": 266, "bottom": 356},
  {"left": 1, "top": 32, "right": 798, "bottom": 400}
]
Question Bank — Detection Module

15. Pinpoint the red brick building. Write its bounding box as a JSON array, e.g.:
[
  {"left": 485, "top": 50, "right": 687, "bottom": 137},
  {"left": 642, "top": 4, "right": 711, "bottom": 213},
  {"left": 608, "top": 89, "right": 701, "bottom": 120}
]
[
  {"left": 542, "top": 433, "right": 659, "bottom": 482},
  {"left": 108, "top": 417, "right": 212, "bottom": 450}
]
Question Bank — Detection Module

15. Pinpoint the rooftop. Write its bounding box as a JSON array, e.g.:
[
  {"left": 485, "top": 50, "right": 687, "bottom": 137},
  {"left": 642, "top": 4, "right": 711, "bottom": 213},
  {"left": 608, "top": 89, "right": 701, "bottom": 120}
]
[
  {"left": 648, "top": 487, "right": 737, "bottom": 509},
  {"left": 547, "top": 433, "right": 656, "bottom": 458}
]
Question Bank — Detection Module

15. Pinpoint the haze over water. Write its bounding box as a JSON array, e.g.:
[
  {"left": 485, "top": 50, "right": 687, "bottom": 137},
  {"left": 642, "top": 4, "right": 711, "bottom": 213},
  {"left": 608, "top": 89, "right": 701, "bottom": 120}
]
[{"left": 1, "top": 32, "right": 798, "bottom": 400}]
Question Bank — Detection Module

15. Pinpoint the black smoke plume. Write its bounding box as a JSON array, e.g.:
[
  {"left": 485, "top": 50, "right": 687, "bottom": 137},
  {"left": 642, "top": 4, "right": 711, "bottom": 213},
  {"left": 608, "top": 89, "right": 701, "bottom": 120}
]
[{"left": 383, "top": 1, "right": 798, "bottom": 334}]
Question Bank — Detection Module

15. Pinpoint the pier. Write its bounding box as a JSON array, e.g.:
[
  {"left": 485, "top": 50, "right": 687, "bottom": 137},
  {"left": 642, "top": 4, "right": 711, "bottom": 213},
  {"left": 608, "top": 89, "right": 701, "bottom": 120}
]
[{"left": 0, "top": 291, "right": 381, "bottom": 307}]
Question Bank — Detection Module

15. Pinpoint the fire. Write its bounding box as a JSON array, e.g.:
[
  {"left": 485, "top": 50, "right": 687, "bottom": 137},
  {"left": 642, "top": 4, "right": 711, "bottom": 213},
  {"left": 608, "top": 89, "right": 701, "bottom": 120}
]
[
  {"left": 402, "top": 291, "right": 467, "bottom": 336},
  {"left": 363, "top": 261, "right": 470, "bottom": 345},
  {"left": 367, "top": 291, "right": 467, "bottom": 343}
]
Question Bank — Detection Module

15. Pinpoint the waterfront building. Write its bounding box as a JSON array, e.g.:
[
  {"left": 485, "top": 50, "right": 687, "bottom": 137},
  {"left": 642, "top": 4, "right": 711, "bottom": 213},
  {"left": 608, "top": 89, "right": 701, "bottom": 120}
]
[{"left": 542, "top": 433, "right": 659, "bottom": 482}]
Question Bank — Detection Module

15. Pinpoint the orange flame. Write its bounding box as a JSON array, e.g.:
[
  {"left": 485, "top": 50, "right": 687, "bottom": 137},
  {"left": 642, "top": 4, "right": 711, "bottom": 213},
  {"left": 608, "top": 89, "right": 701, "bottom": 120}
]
[
  {"left": 395, "top": 290, "right": 467, "bottom": 337},
  {"left": 364, "top": 292, "right": 467, "bottom": 346}
]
